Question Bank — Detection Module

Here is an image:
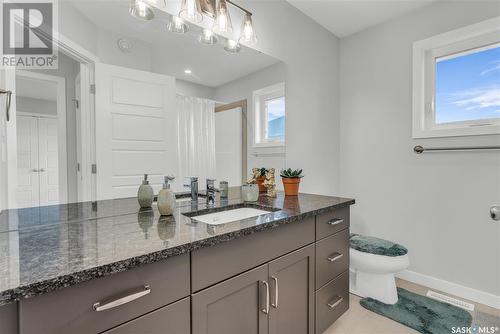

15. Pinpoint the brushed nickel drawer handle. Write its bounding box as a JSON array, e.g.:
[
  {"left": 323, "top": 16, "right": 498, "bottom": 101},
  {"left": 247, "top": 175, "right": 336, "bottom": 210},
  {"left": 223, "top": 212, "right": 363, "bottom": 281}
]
[
  {"left": 93, "top": 285, "right": 151, "bottom": 312},
  {"left": 271, "top": 276, "right": 278, "bottom": 308},
  {"left": 327, "top": 296, "right": 343, "bottom": 309},
  {"left": 327, "top": 252, "right": 343, "bottom": 262},
  {"left": 327, "top": 218, "right": 344, "bottom": 226},
  {"left": 261, "top": 281, "right": 270, "bottom": 314}
]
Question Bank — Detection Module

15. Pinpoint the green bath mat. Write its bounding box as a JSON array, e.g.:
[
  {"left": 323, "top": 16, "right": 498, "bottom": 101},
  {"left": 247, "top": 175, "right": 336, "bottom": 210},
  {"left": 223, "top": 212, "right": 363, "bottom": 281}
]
[{"left": 360, "top": 288, "right": 472, "bottom": 334}]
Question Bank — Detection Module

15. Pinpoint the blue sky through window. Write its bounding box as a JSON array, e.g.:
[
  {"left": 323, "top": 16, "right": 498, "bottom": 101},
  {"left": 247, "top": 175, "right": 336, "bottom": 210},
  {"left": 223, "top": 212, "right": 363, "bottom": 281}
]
[
  {"left": 266, "top": 97, "right": 285, "bottom": 140},
  {"left": 435, "top": 45, "right": 500, "bottom": 124}
]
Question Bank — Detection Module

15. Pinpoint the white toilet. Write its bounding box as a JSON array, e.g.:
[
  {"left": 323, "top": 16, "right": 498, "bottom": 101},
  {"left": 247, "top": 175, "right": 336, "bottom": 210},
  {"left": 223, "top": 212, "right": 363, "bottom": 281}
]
[{"left": 349, "top": 234, "right": 409, "bottom": 305}]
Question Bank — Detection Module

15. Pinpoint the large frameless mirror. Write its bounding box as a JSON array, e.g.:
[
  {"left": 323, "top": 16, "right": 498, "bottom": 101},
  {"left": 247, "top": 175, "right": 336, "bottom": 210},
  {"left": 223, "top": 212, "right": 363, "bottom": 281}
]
[{"left": 5, "top": 0, "right": 286, "bottom": 208}]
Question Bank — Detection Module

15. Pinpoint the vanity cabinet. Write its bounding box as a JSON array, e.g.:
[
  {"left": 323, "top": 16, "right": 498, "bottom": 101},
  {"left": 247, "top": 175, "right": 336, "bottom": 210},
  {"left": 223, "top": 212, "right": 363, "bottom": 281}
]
[
  {"left": 9, "top": 204, "right": 352, "bottom": 334},
  {"left": 192, "top": 244, "right": 315, "bottom": 334}
]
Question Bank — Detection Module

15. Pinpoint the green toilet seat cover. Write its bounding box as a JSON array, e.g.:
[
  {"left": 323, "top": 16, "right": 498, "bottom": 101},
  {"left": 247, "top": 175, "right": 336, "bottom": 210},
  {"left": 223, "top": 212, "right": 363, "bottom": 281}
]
[{"left": 350, "top": 234, "right": 408, "bottom": 257}]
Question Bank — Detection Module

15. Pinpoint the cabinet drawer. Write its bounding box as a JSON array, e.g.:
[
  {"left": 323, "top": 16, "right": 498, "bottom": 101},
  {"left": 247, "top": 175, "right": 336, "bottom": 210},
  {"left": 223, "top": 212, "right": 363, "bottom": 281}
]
[
  {"left": 103, "top": 297, "right": 190, "bottom": 334},
  {"left": 192, "top": 217, "right": 315, "bottom": 292},
  {"left": 316, "top": 206, "right": 350, "bottom": 240},
  {"left": 315, "top": 229, "right": 349, "bottom": 289},
  {"left": 20, "top": 254, "right": 190, "bottom": 334},
  {"left": 315, "top": 271, "right": 349, "bottom": 334}
]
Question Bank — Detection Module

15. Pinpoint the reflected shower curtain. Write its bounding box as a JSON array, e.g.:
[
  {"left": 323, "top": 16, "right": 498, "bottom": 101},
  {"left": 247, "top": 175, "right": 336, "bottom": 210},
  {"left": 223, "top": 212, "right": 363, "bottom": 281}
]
[{"left": 176, "top": 95, "right": 216, "bottom": 191}]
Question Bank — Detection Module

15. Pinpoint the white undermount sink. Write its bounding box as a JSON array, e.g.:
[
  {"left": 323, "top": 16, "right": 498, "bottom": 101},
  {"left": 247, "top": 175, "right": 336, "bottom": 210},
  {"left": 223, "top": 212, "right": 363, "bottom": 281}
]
[{"left": 191, "top": 208, "right": 271, "bottom": 225}]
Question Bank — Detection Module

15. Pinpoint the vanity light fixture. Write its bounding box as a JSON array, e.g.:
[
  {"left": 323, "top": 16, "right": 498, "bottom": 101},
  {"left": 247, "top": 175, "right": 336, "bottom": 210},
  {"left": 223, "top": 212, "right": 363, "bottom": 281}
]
[
  {"left": 184, "top": 69, "right": 192, "bottom": 74},
  {"left": 224, "top": 39, "right": 240, "bottom": 53},
  {"left": 129, "top": 0, "right": 155, "bottom": 21},
  {"left": 239, "top": 12, "right": 257, "bottom": 45},
  {"left": 213, "top": 0, "right": 232, "bottom": 33},
  {"left": 179, "top": 0, "right": 203, "bottom": 23},
  {"left": 199, "top": 29, "right": 218, "bottom": 45},
  {"left": 167, "top": 16, "right": 189, "bottom": 33}
]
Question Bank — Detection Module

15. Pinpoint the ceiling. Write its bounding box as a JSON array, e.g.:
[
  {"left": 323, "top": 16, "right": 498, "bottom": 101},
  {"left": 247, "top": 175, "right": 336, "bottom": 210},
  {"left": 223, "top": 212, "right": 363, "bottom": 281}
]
[
  {"left": 66, "top": 0, "right": 280, "bottom": 87},
  {"left": 287, "top": 0, "right": 437, "bottom": 38},
  {"left": 16, "top": 77, "right": 57, "bottom": 101}
]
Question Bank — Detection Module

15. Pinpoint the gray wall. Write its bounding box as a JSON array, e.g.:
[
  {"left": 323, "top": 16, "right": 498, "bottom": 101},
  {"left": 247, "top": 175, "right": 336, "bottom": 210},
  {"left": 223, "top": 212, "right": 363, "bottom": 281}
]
[
  {"left": 339, "top": 1, "right": 500, "bottom": 296},
  {"left": 29, "top": 53, "right": 80, "bottom": 203},
  {"left": 241, "top": 1, "right": 341, "bottom": 195},
  {"left": 214, "top": 62, "right": 286, "bottom": 183}
]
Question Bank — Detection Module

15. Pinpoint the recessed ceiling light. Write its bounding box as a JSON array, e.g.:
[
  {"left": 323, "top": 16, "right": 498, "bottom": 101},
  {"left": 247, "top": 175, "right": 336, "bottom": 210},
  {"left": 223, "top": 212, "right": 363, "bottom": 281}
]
[{"left": 184, "top": 69, "right": 192, "bottom": 74}]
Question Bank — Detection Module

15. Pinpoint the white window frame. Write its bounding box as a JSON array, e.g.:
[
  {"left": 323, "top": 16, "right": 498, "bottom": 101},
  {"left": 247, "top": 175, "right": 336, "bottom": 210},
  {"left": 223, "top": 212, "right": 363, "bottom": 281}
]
[
  {"left": 253, "top": 82, "right": 285, "bottom": 147},
  {"left": 412, "top": 16, "right": 500, "bottom": 138}
]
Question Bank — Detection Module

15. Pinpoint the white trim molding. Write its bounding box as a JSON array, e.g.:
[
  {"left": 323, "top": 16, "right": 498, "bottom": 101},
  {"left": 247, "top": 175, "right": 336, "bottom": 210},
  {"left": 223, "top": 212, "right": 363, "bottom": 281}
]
[
  {"left": 412, "top": 16, "right": 500, "bottom": 138},
  {"left": 397, "top": 270, "right": 500, "bottom": 309}
]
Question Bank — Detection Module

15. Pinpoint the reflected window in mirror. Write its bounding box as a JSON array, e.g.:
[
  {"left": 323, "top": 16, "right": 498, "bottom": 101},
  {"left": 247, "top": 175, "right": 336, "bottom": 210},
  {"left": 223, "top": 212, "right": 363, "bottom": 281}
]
[{"left": 253, "top": 83, "right": 285, "bottom": 147}]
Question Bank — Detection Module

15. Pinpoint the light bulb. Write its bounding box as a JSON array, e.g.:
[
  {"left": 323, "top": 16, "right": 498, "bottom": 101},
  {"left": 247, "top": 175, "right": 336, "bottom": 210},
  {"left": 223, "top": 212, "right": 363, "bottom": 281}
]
[
  {"left": 199, "top": 29, "right": 218, "bottom": 45},
  {"left": 179, "top": 0, "right": 203, "bottom": 23},
  {"left": 239, "top": 13, "right": 257, "bottom": 45},
  {"left": 167, "top": 16, "right": 189, "bottom": 34},
  {"left": 224, "top": 39, "right": 240, "bottom": 53},
  {"left": 129, "top": 0, "right": 155, "bottom": 21},
  {"left": 213, "top": 0, "right": 232, "bottom": 33}
]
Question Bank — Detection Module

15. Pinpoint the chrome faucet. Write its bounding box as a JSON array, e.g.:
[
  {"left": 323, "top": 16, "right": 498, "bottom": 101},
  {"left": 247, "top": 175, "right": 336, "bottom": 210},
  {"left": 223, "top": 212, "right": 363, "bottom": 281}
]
[
  {"left": 206, "top": 179, "right": 217, "bottom": 206},
  {"left": 184, "top": 177, "right": 198, "bottom": 201}
]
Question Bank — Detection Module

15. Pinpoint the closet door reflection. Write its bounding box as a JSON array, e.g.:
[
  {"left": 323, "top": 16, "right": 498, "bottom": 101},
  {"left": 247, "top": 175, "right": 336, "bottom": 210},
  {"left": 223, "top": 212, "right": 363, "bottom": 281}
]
[{"left": 16, "top": 115, "right": 59, "bottom": 208}]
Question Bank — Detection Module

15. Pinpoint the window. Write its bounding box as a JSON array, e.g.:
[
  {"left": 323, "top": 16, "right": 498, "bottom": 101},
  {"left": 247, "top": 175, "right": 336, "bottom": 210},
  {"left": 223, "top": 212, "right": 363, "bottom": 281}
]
[
  {"left": 253, "top": 83, "right": 285, "bottom": 146},
  {"left": 413, "top": 17, "right": 500, "bottom": 138}
]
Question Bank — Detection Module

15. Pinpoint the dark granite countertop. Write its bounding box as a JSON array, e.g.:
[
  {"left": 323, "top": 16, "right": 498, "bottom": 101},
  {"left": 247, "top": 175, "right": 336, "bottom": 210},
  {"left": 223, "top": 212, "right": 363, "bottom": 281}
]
[{"left": 0, "top": 188, "right": 354, "bottom": 306}]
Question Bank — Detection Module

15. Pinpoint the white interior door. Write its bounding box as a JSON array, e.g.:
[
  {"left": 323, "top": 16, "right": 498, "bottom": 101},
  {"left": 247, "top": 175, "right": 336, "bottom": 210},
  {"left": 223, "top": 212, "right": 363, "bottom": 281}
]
[
  {"left": 16, "top": 116, "right": 39, "bottom": 208},
  {"left": 95, "top": 63, "right": 176, "bottom": 200},
  {"left": 38, "top": 117, "right": 59, "bottom": 206},
  {"left": 215, "top": 107, "right": 242, "bottom": 186}
]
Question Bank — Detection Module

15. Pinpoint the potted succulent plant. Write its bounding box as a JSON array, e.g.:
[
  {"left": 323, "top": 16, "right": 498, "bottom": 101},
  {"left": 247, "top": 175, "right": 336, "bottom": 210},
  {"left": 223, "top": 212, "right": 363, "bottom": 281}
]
[
  {"left": 256, "top": 167, "right": 268, "bottom": 193},
  {"left": 280, "top": 168, "right": 304, "bottom": 196}
]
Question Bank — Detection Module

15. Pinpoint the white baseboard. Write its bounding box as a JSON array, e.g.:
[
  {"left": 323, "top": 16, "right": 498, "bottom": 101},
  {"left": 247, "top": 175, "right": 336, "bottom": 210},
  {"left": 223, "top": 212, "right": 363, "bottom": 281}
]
[{"left": 396, "top": 270, "right": 500, "bottom": 310}]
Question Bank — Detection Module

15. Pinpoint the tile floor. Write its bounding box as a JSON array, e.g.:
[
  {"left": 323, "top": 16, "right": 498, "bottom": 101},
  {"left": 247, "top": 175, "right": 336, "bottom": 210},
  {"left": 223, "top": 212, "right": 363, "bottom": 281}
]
[{"left": 324, "top": 278, "right": 500, "bottom": 334}]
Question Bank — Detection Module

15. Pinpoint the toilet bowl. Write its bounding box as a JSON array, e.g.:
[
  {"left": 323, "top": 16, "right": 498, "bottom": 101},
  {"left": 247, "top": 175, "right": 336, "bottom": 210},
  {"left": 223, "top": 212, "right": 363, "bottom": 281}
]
[{"left": 349, "top": 234, "right": 409, "bottom": 305}]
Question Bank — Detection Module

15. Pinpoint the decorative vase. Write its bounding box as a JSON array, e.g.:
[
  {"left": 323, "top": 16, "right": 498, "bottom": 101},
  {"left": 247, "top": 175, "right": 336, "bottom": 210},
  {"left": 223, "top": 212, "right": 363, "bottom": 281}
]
[
  {"left": 241, "top": 184, "right": 259, "bottom": 202},
  {"left": 282, "top": 178, "right": 301, "bottom": 196},
  {"left": 256, "top": 176, "right": 266, "bottom": 192}
]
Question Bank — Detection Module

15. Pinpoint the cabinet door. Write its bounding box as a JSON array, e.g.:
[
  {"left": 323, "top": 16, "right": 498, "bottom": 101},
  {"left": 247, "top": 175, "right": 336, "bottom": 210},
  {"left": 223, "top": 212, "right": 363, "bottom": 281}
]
[
  {"left": 268, "top": 244, "right": 315, "bottom": 334},
  {"left": 192, "top": 264, "right": 269, "bottom": 334},
  {"left": 102, "top": 297, "right": 190, "bottom": 334}
]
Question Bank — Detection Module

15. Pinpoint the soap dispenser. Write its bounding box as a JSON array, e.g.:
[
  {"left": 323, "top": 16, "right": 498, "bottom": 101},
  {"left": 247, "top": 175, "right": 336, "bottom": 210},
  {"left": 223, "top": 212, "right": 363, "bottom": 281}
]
[
  {"left": 138, "top": 174, "right": 154, "bottom": 208},
  {"left": 157, "top": 175, "right": 176, "bottom": 216}
]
